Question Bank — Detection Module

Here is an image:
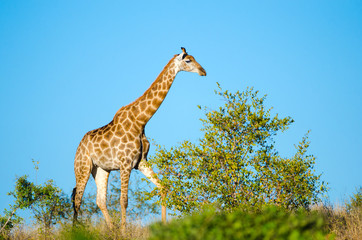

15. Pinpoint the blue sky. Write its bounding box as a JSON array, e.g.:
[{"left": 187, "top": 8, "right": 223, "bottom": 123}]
[{"left": 1, "top": 1, "right": 361, "bottom": 219}]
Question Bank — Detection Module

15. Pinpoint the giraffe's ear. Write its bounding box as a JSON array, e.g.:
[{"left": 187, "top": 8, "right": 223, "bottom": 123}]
[{"left": 176, "top": 47, "right": 188, "bottom": 60}]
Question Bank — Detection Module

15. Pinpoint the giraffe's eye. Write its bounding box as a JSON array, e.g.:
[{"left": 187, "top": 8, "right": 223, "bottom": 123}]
[{"left": 185, "top": 59, "right": 192, "bottom": 63}]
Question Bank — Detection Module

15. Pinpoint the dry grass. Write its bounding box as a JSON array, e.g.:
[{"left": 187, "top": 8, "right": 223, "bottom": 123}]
[
  {"left": 2, "top": 219, "right": 150, "bottom": 240},
  {"left": 2, "top": 205, "right": 361, "bottom": 239},
  {"left": 314, "top": 203, "right": 362, "bottom": 240},
  {"left": 55, "top": 221, "right": 150, "bottom": 240},
  {"left": 2, "top": 224, "right": 38, "bottom": 240}
]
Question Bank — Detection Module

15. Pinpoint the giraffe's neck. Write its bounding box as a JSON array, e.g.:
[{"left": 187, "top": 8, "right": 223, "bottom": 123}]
[{"left": 115, "top": 56, "right": 180, "bottom": 126}]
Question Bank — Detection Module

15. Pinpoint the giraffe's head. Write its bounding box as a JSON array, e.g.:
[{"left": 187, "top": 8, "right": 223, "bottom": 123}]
[{"left": 174, "top": 47, "right": 207, "bottom": 76}]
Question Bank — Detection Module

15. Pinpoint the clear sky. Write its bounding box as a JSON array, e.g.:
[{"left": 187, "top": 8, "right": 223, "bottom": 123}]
[{"left": 1, "top": 1, "right": 361, "bottom": 218}]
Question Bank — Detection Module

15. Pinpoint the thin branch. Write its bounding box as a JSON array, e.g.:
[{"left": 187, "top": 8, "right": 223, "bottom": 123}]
[{"left": 0, "top": 208, "right": 17, "bottom": 233}]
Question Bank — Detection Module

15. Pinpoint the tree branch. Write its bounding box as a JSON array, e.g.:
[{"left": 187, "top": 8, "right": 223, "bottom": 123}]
[{"left": 0, "top": 208, "right": 17, "bottom": 233}]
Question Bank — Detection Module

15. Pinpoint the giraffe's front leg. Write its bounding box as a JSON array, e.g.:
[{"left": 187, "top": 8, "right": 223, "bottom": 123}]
[
  {"left": 141, "top": 132, "right": 150, "bottom": 161},
  {"left": 138, "top": 134, "right": 167, "bottom": 223}
]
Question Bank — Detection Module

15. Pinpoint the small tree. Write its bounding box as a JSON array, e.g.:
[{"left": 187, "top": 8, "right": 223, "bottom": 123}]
[
  {"left": 141, "top": 85, "right": 327, "bottom": 214},
  {"left": 0, "top": 175, "right": 36, "bottom": 235},
  {"left": 2, "top": 175, "right": 71, "bottom": 235},
  {"left": 29, "top": 179, "right": 71, "bottom": 232}
]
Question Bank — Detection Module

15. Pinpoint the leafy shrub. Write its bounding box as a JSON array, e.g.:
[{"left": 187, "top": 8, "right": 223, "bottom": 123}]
[
  {"left": 3, "top": 175, "right": 71, "bottom": 234},
  {"left": 142, "top": 85, "right": 327, "bottom": 214},
  {"left": 150, "top": 206, "right": 331, "bottom": 240},
  {"left": 346, "top": 187, "right": 362, "bottom": 212}
]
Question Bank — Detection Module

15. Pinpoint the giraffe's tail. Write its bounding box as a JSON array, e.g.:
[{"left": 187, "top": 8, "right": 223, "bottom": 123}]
[
  {"left": 71, "top": 187, "right": 78, "bottom": 224},
  {"left": 71, "top": 187, "right": 76, "bottom": 205}
]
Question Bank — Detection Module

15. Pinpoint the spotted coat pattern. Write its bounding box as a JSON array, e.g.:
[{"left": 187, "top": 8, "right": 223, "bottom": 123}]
[{"left": 72, "top": 48, "right": 206, "bottom": 229}]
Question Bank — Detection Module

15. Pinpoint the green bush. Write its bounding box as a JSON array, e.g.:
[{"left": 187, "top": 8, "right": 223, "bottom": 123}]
[
  {"left": 346, "top": 187, "right": 362, "bottom": 213},
  {"left": 142, "top": 86, "right": 327, "bottom": 214},
  {"left": 150, "top": 206, "right": 331, "bottom": 240}
]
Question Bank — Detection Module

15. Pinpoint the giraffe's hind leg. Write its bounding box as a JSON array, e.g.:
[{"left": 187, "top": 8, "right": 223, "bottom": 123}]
[
  {"left": 73, "top": 154, "right": 92, "bottom": 224},
  {"left": 120, "top": 167, "right": 132, "bottom": 230},
  {"left": 92, "top": 166, "right": 113, "bottom": 229}
]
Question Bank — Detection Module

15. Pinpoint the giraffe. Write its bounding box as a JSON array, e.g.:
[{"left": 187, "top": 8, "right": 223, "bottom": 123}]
[{"left": 72, "top": 47, "right": 206, "bottom": 229}]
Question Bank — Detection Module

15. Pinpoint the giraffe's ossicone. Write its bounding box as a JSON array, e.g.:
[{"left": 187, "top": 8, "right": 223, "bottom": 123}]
[{"left": 72, "top": 47, "right": 206, "bottom": 229}]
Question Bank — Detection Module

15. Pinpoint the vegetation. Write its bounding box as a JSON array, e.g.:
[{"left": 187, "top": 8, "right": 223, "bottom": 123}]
[
  {"left": 141, "top": 85, "right": 327, "bottom": 214},
  {"left": 55, "top": 221, "right": 149, "bottom": 240},
  {"left": 322, "top": 188, "right": 362, "bottom": 239},
  {"left": 150, "top": 206, "right": 330, "bottom": 240},
  {"left": 2, "top": 220, "right": 150, "bottom": 240},
  {"left": 2, "top": 201, "right": 361, "bottom": 240},
  {"left": 346, "top": 187, "right": 362, "bottom": 213},
  {"left": 0, "top": 175, "right": 71, "bottom": 238}
]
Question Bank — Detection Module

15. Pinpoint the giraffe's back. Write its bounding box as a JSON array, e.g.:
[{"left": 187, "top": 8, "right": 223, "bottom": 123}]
[{"left": 75, "top": 113, "right": 143, "bottom": 171}]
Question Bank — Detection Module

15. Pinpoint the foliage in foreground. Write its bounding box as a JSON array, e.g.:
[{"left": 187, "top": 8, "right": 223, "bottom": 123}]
[
  {"left": 150, "top": 206, "right": 331, "bottom": 240},
  {"left": 2, "top": 193, "right": 362, "bottom": 240},
  {"left": 142, "top": 85, "right": 327, "bottom": 214}
]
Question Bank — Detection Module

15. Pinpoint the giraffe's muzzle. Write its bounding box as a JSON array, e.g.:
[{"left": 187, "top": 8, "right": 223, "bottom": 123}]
[{"left": 198, "top": 67, "right": 207, "bottom": 76}]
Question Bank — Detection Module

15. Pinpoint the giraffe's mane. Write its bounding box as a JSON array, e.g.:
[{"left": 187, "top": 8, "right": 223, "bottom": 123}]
[{"left": 114, "top": 54, "right": 177, "bottom": 118}]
